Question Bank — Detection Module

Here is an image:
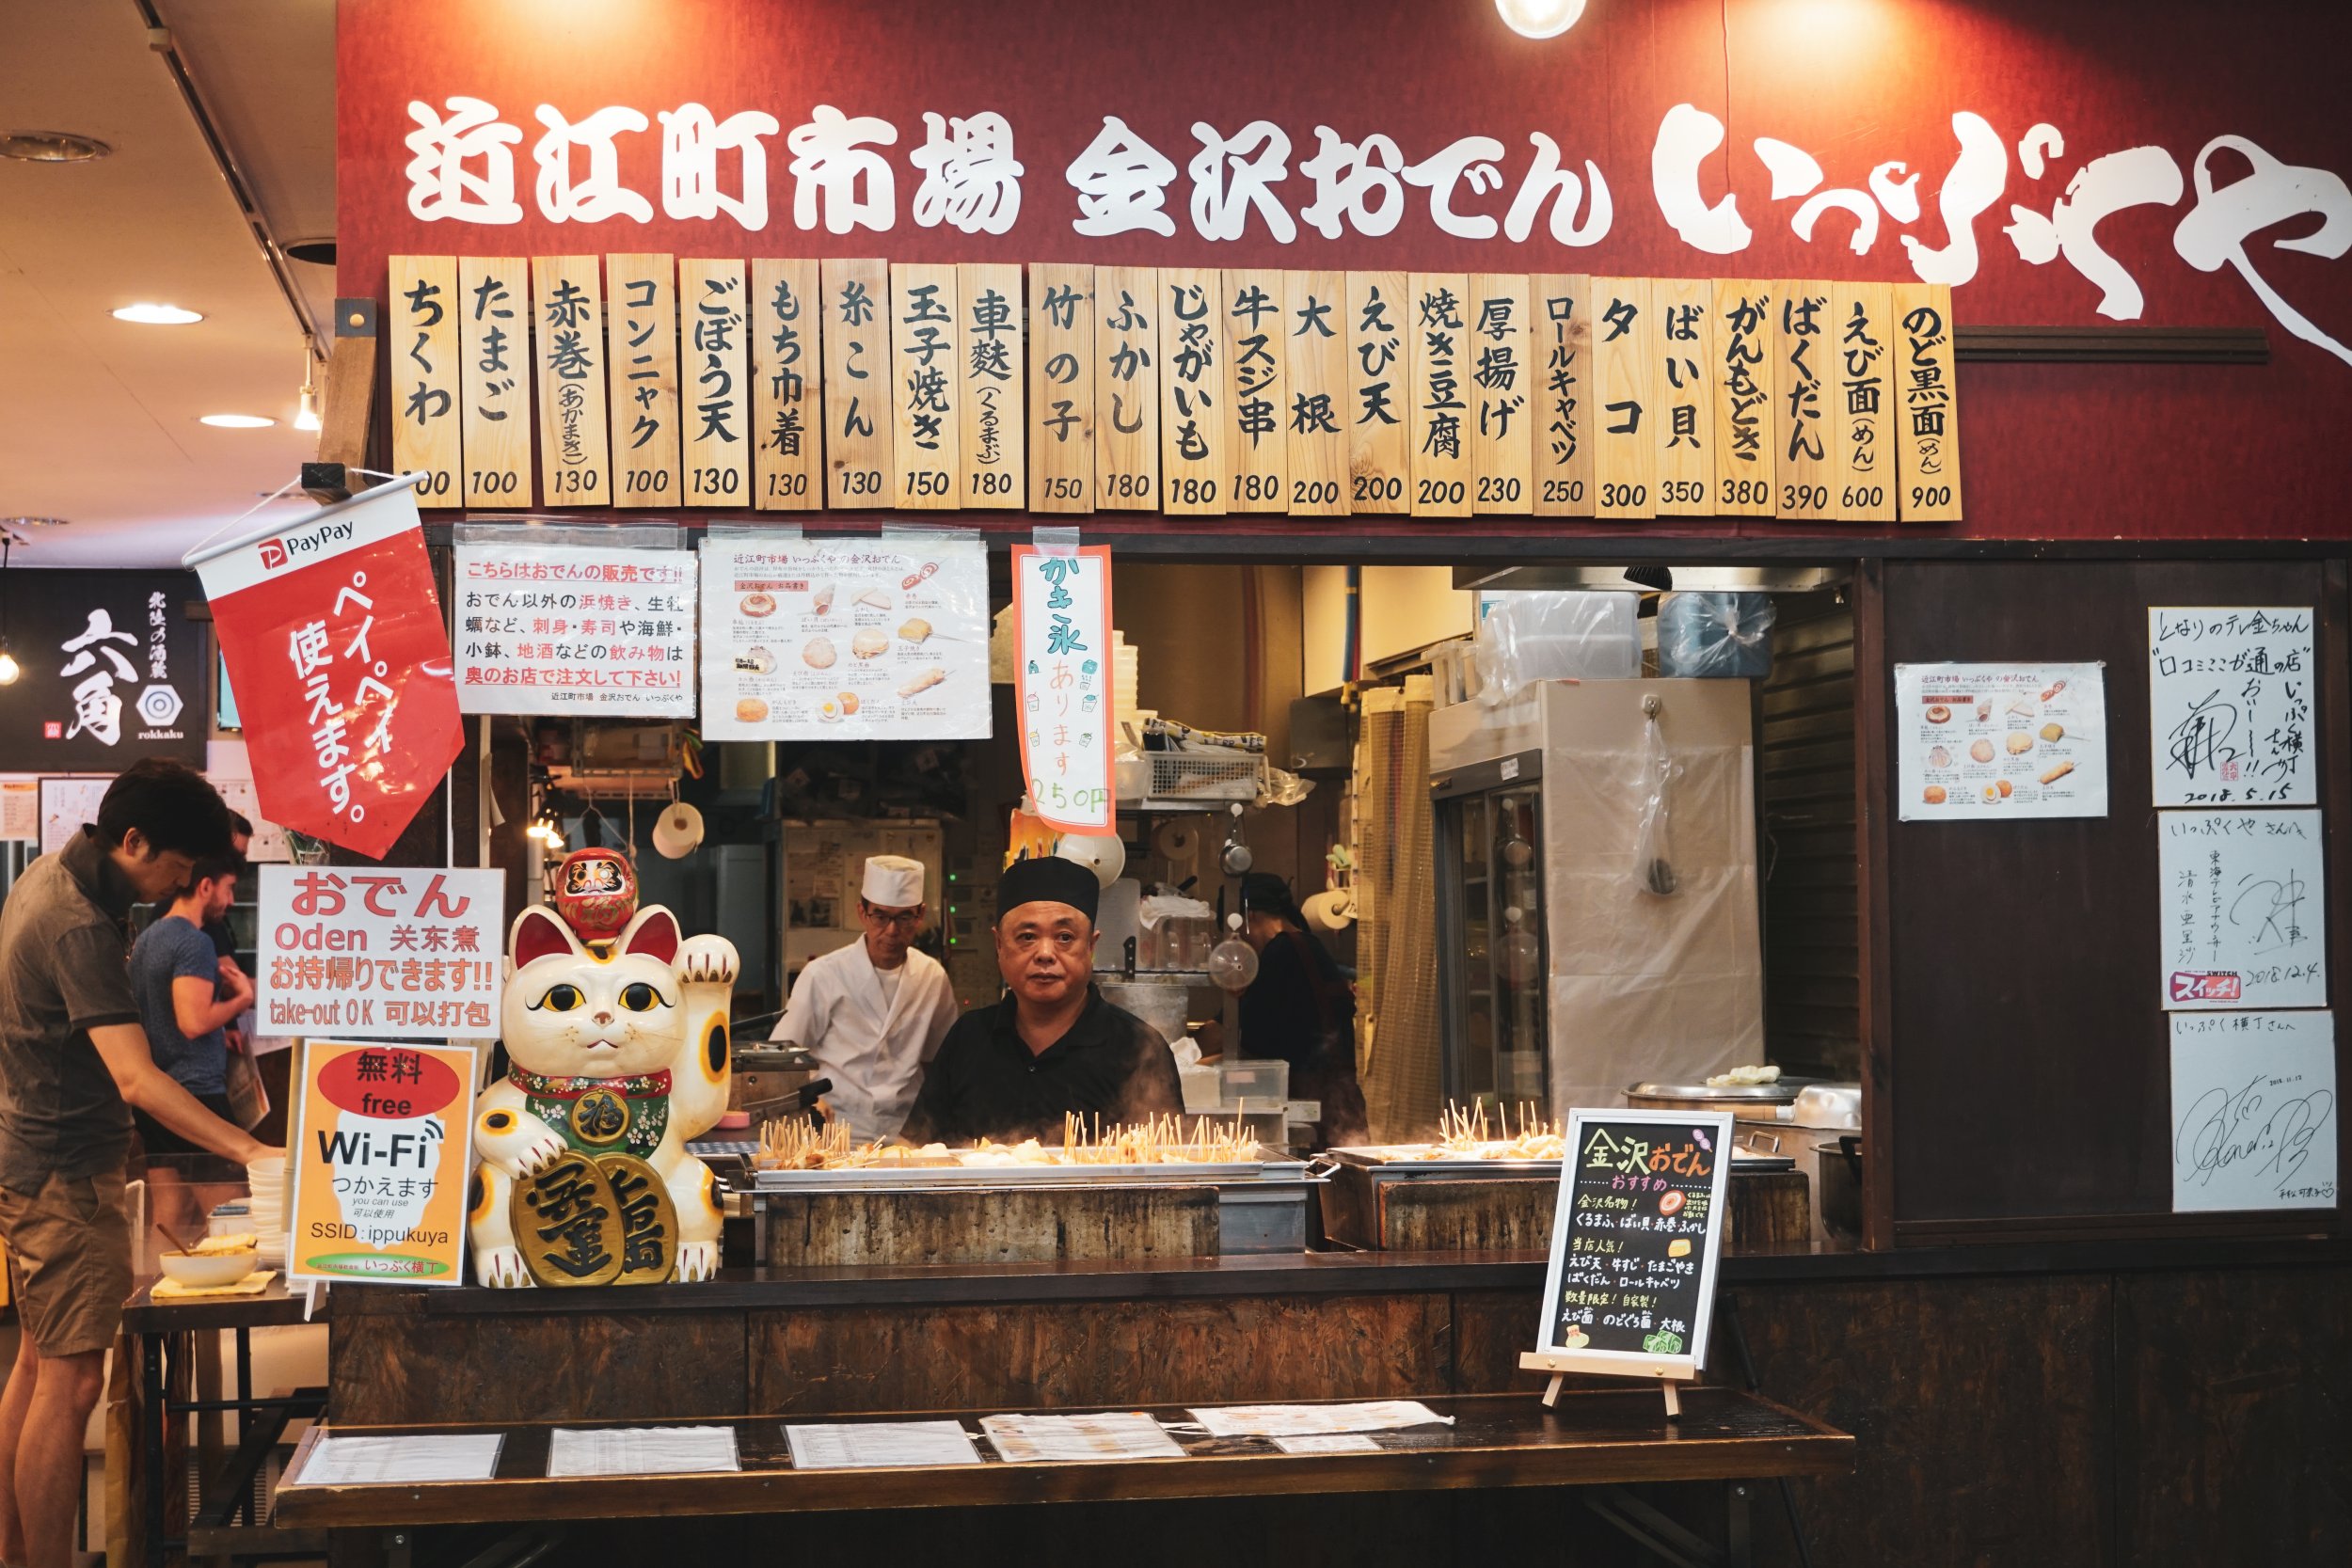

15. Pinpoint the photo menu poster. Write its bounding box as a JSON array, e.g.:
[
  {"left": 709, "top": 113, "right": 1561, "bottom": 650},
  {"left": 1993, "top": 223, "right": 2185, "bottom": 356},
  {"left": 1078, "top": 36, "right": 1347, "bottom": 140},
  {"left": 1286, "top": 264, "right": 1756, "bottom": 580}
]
[
  {"left": 1894, "top": 662, "right": 2107, "bottom": 820},
  {"left": 698, "top": 532, "right": 989, "bottom": 742},
  {"left": 2169, "top": 1010, "right": 2336, "bottom": 1212},
  {"left": 1534, "top": 1109, "right": 1735, "bottom": 1375},
  {"left": 2157, "top": 809, "right": 2327, "bottom": 1011},
  {"left": 2149, "top": 607, "right": 2314, "bottom": 808}
]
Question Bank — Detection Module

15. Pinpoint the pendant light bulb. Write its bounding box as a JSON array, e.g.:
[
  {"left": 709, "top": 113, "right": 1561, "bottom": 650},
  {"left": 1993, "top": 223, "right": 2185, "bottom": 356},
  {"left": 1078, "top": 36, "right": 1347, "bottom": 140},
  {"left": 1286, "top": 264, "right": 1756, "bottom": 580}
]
[
  {"left": 0, "top": 648, "right": 18, "bottom": 687},
  {"left": 294, "top": 344, "right": 322, "bottom": 432},
  {"left": 1496, "top": 0, "right": 1585, "bottom": 38}
]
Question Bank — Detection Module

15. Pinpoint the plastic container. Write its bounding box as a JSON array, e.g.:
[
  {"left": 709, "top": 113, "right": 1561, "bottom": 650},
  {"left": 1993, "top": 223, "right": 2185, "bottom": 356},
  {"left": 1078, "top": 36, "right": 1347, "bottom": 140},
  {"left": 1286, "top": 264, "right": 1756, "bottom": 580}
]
[
  {"left": 1656, "top": 591, "right": 1775, "bottom": 678},
  {"left": 1218, "top": 1058, "right": 1291, "bottom": 1110},
  {"left": 1474, "top": 591, "right": 1640, "bottom": 700}
]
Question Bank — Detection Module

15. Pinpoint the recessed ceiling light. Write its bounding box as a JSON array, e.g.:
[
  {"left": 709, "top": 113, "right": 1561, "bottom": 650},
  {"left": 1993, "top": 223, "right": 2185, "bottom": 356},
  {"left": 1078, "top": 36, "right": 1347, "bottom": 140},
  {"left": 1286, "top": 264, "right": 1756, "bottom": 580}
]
[
  {"left": 200, "top": 413, "right": 276, "bottom": 429},
  {"left": 112, "top": 303, "right": 204, "bottom": 325},
  {"left": 284, "top": 237, "right": 337, "bottom": 266},
  {"left": 0, "top": 130, "right": 112, "bottom": 163},
  {"left": 0, "top": 516, "right": 69, "bottom": 529}
]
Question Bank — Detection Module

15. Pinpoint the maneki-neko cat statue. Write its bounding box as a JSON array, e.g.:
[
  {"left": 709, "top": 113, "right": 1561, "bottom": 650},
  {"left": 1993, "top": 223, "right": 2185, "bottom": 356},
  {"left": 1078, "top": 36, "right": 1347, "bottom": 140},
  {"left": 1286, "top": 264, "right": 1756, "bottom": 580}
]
[{"left": 468, "top": 884, "right": 737, "bottom": 1287}]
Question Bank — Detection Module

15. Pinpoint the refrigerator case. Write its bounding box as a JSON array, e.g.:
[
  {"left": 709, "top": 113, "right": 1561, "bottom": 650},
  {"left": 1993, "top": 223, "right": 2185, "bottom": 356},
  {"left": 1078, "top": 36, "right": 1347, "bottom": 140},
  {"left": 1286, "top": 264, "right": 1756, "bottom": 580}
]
[{"left": 1430, "top": 679, "right": 1762, "bottom": 1117}]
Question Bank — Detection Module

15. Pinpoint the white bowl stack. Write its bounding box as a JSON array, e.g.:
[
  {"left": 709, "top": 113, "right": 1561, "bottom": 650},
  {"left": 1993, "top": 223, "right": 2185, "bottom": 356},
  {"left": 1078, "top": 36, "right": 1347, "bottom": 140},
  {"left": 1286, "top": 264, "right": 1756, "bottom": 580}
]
[{"left": 245, "top": 1156, "right": 287, "bottom": 1267}]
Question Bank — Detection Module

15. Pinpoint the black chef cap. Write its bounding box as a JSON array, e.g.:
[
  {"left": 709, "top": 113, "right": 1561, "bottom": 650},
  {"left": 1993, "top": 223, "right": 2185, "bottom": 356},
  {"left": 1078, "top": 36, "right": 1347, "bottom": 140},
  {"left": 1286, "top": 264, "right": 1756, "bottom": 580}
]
[{"left": 998, "top": 853, "right": 1100, "bottom": 924}]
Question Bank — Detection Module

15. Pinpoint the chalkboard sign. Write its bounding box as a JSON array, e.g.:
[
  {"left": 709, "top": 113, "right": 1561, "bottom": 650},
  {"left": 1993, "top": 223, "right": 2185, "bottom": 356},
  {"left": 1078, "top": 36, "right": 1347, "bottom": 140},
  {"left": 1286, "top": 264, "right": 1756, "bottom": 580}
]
[{"left": 1524, "top": 1108, "right": 1736, "bottom": 1385}]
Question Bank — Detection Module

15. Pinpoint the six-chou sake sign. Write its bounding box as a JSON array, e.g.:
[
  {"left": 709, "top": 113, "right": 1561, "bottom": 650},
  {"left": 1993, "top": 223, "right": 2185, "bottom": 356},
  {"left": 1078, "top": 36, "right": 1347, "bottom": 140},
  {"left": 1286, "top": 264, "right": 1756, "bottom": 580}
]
[
  {"left": 0, "top": 571, "right": 203, "bottom": 770},
  {"left": 1010, "top": 540, "right": 1114, "bottom": 832},
  {"left": 254, "top": 864, "right": 505, "bottom": 1039},
  {"left": 289, "top": 1037, "right": 477, "bottom": 1286},
  {"left": 187, "top": 475, "right": 464, "bottom": 860}
]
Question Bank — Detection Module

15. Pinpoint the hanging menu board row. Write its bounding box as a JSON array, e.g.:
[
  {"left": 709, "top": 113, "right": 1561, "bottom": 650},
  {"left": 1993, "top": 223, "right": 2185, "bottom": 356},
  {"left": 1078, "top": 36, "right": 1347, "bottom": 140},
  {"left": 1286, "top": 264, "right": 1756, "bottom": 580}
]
[
  {"left": 388, "top": 258, "right": 1963, "bottom": 524},
  {"left": 1525, "top": 1110, "right": 1735, "bottom": 1387}
]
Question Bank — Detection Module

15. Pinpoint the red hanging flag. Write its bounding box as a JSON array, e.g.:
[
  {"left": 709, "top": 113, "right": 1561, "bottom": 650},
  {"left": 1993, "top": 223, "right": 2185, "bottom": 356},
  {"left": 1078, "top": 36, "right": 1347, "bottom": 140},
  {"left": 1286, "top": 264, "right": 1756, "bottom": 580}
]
[{"left": 189, "top": 477, "right": 461, "bottom": 860}]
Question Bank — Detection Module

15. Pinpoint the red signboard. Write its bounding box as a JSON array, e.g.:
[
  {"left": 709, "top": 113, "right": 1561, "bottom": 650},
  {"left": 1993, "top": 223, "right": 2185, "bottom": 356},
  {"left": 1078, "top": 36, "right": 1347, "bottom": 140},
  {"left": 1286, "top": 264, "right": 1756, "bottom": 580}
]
[
  {"left": 192, "top": 479, "right": 464, "bottom": 860},
  {"left": 336, "top": 0, "right": 2352, "bottom": 540}
]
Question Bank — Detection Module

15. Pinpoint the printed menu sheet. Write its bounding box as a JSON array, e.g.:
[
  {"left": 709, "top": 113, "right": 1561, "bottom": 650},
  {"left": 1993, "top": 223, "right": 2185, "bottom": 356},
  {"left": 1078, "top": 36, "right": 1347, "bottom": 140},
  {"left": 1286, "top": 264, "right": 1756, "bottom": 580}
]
[
  {"left": 452, "top": 537, "right": 697, "bottom": 716},
  {"left": 296, "top": 1433, "right": 504, "bottom": 1486},
  {"left": 545, "top": 1426, "right": 739, "bottom": 1478},
  {"left": 2157, "top": 810, "right": 2327, "bottom": 1010},
  {"left": 977, "top": 1412, "right": 1183, "bottom": 1463},
  {"left": 699, "top": 532, "right": 989, "bottom": 741},
  {"left": 784, "top": 1421, "right": 982, "bottom": 1469},
  {"left": 2149, "top": 608, "right": 2314, "bottom": 807},
  {"left": 2170, "top": 1011, "right": 2337, "bottom": 1212},
  {"left": 1187, "top": 1402, "right": 1453, "bottom": 1438},
  {"left": 1894, "top": 663, "right": 2107, "bottom": 820}
]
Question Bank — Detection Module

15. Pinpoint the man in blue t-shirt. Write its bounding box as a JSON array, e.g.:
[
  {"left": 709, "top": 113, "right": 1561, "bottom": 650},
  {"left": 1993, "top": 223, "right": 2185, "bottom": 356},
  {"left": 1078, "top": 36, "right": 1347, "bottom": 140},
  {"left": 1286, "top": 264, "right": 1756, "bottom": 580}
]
[{"left": 128, "top": 853, "right": 253, "bottom": 1154}]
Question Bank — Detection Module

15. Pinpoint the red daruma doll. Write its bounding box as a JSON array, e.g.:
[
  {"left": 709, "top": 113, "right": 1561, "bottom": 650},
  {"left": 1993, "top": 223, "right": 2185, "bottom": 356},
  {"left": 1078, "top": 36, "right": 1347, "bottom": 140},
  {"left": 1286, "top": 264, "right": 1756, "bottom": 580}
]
[{"left": 552, "top": 847, "right": 638, "bottom": 941}]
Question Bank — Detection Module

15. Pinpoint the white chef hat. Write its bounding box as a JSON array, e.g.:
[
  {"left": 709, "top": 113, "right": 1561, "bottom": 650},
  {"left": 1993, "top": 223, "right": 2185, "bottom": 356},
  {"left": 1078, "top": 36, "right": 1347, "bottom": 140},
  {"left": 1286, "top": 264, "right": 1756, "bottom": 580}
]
[{"left": 861, "top": 855, "right": 925, "bottom": 909}]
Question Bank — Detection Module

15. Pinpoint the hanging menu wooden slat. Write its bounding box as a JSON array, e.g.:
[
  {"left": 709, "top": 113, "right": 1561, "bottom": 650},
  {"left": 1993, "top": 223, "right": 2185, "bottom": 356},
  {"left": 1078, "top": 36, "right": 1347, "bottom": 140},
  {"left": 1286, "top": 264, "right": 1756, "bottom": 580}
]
[
  {"left": 1591, "top": 277, "right": 1655, "bottom": 521},
  {"left": 1831, "top": 281, "right": 1896, "bottom": 523},
  {"left": 1711, "top": 279, "right": 1776, "bottom": 518},
  {"left": 531, "top": 254, "right": 611, "bottom": 508},
  {"left": 1224, "top": 269, "right": 1289, "bottom": 515},
  {"left": 1407, "top": 272, "right": 1471, "bottom": 518},
  {"left": 1345, "top": 270, "right": 1410, "bottom": 515},
  {"left": 1027, "top": 262, "right": 1096, "bottom": 515},
  {"left": 1469, "top": 273, "right": 1533, "bottom": 515},
  {"left": 1774, "top": 279, "right": 1836, "bottom": 521},
  {"left": 604, "top": 252, "right": 681, "bottom": 511},
  {"left": 819, "top": 257, "right": 891, "bottom": 509},
  {"left": 457, "top": 257, "right": 532, "bottom": 507},
  {"left": 1159, "top": 267, "right": 1226, "bottom": 516},
  {"left": 388, "top": 255, "right": 461, "bottom": 508},
  {"left": 677, "top": 258, "right": 751, "bottom": 509},
  {"left": 1094, "top": 265, "right": 1160, "bottom": 512},
  {"left": 1530, "top": 273, "right": 1595, "bottom": 519},
  {"left": 1892, "top": 282, "right": 1963, "bottom": 524},
  {"left": 889, "top": 262, "right": 960, "bottom": 509},
  {"left": 750, "top": 257, "right": 821, "bottom": 512},
  {"left": 1283, "top": 269, "right": 1349, "bottom": 518},
  {"left": 958, "top": 261, "right": 1024, "bottom": 509},
  {"left": 1653, "top": 277, "right": 1716, "bottom": 518}
]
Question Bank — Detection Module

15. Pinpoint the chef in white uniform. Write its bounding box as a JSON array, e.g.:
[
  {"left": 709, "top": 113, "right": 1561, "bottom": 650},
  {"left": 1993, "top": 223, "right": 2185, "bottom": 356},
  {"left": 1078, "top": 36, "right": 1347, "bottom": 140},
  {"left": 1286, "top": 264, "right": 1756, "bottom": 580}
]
[{"left": 769, "top": 855, "right": 961, "bottom": 1140}]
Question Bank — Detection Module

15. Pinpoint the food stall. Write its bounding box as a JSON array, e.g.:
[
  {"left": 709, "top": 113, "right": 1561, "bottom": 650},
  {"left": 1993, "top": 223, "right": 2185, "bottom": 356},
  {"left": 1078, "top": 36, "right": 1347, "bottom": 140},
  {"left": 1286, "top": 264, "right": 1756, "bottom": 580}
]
[{"left": 94, "top": 0, "right": 2352, "bottom": 1561}]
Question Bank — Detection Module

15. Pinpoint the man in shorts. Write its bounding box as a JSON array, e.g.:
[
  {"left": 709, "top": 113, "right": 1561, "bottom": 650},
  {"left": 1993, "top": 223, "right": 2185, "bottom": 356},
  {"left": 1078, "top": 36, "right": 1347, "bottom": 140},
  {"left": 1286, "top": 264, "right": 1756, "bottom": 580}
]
[{"left": 0, "top": 760, "right": 280, "bottom": 1568}]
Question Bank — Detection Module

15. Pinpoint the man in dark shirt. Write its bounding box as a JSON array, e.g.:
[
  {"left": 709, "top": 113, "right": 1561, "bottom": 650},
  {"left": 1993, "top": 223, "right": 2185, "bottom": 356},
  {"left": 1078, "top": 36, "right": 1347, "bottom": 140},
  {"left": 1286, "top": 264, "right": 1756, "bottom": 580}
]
[
  {"left": 0, "top": 762, "right": 278, "bottom": 1568},
  {"left": 903, "top": 854, "right": 1181, "bottom": 1143}
]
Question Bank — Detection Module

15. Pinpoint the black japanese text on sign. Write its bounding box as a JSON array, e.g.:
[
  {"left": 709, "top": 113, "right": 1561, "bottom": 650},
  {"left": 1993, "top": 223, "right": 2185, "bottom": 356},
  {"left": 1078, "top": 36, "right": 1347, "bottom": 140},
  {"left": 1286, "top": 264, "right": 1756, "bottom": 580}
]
[{"left": 1537, "top": 1110, "right": 1735, "bottom": 1372}]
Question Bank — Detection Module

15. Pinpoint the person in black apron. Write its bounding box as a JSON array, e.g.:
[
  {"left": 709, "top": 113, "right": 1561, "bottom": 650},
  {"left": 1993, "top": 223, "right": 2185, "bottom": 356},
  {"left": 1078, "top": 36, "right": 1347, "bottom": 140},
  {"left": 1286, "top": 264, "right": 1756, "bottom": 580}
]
[{"left": 1235, "top": 873, "right": 1367, "bottom": 1148}]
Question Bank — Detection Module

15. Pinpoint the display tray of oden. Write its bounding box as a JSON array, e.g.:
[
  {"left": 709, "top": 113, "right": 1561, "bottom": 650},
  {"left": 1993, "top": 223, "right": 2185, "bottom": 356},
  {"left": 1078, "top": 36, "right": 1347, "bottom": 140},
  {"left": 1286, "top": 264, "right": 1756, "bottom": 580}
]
[
  {"left": 744, "top": 1116, "right": 1319, "bottom": 1264},
  {"left": 1323, "top": 1107, "right": 1804, "bottom": 1254}
]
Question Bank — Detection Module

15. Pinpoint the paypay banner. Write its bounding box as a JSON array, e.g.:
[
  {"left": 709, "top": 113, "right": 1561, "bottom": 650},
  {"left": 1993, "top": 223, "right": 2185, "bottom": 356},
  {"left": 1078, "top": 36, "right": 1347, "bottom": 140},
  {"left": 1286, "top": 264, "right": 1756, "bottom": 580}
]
[{"left": 190, "top": 477, "right": 464, "bottom": 860}]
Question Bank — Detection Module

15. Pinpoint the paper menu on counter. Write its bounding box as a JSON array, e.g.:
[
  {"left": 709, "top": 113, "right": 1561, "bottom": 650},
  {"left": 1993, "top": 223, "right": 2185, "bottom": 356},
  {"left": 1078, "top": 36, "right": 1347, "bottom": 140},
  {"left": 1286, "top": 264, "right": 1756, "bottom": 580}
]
[
  {"left": 698, "top": 531, "right": 989, "bottom": 742},
  {"left": 785, "top": 1420, "right": 982, "bottom": 1470},
  {"left": 545, "top": 1425, "right": 740, "bottom": 1478},
  {"left": 977, "top": 1412, "right": 1184, "bottom": 1463},
  {"left": 2170, "top": 1011, "right": 2337, "bottom": 1212},
  {"left": 295, "top": 1433, "right": 504, "bottom": 1486},
  {"left": 1271, "top": 1433, "right": 1383, "bottom": 1454},
  {"left": 2157, "top": 810, "right": 2327, "bottom": 1010},
  {"left": 1186, "top": 1401, "right": 1454, "bottom": 1438},
  {"left": 2149, "top": 608, "right": 2314, "bottom": 807},
  {"left": 1894, "top": 662, "right": 2107, "bottom": 820}
]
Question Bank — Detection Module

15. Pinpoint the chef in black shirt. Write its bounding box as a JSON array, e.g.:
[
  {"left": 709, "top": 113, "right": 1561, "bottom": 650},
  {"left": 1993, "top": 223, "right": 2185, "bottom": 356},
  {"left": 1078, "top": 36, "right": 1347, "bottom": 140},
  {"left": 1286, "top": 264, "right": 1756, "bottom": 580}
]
[{"left": 902, "top": 854, "right": 1182, "bottom": 1142}]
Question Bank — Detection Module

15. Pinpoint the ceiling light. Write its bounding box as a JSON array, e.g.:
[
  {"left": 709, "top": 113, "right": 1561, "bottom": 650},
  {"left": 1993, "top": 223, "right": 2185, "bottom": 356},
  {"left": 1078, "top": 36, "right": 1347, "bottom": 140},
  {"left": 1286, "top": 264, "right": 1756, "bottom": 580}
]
[
  {"left": 294, "top": 388, "right": 321, "bottom": 432},
  {"left": 1496, "top": 0, "right": 1586, "bottom": 38},
  {"left": 284, "top": 237, "right": 337, "bottom": 267},
  {"left": 0, "top": 649, "right": 18, "bottom": 687},
  {"left": 200, "top": 413, "right": 276, "bottom": 429},
  {"left": 112, "top": 303, "right": 204, "bottom": 325},
  {"left": 0, "top": 130, "right": 111, "bottom": 163}
]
